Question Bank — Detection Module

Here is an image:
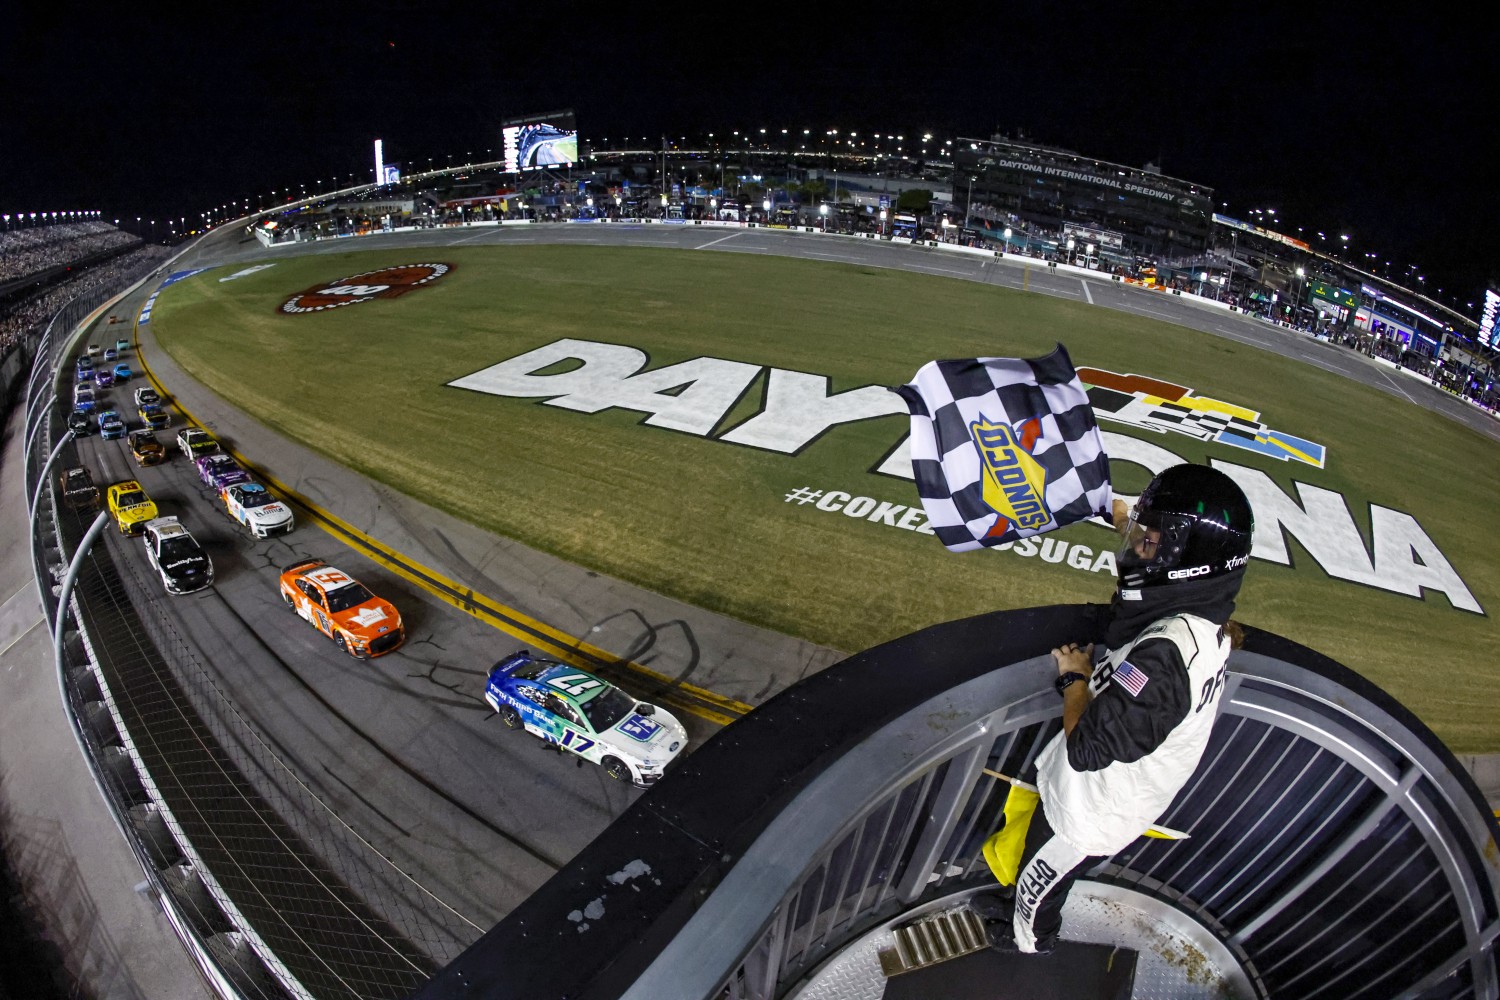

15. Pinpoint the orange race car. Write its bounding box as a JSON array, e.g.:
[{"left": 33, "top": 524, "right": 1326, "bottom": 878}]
[{"left": 278, "top": 559, "right": 405, "bottom": 658}]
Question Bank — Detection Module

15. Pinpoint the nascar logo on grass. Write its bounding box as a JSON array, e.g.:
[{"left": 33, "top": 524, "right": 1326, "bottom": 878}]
[
  {"left": 280, "top": 263, "right": 452, "bottom": 314},
  {"left": 450, "top": 338, "right": 1482, "bottom": 614}
]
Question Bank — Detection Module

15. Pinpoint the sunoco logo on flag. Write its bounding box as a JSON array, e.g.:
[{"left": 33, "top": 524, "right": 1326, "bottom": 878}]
[
  {"left": 894, "top": 344, "right": 1112, "bottom": 552},
  {"left": 972, "top": 415, "right": 1053, "bottom": 537}
]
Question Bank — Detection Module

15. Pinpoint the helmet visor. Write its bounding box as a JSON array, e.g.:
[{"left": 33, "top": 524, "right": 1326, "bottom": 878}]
[{"left": 1116, "top": 508, "right": 1194, "bottom": 579}]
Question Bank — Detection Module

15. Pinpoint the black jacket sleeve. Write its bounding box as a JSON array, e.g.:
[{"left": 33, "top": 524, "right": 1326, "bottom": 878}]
[{"left": 1065, "top": 639, "right": 1192, "bottom": 772}]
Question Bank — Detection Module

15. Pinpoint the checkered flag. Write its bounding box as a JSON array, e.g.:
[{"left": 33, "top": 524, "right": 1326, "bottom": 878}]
[{"left": 894, "top": 344, "right": 1112, "bottom": 552}]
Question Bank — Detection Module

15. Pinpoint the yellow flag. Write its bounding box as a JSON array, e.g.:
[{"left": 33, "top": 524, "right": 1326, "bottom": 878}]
[{"left": 981, "top": 785, "right": 1040, "bottom": 886}]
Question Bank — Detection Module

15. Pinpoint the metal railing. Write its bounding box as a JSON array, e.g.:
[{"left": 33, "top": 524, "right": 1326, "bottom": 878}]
[{"left": 416, "top": 605, "right": 1500, "bottom": 999}]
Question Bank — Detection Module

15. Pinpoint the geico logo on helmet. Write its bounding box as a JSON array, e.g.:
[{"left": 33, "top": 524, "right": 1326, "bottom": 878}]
[{"left": 1167, "top": 565, "right": 1213, "bottom": 580}]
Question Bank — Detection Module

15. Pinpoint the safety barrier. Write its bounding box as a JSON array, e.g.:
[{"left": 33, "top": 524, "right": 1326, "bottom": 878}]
[{"left": 415, "top": 605, "right": 1500, "bottom": 999}]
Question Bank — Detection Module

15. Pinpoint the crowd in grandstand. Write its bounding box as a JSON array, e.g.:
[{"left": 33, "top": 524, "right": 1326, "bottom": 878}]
[
  {"left": 1, "top": 223, "right": 138, "bottom": 282},
  {"left": 0, "top": 243, "right": 171, "bottom": 356}
]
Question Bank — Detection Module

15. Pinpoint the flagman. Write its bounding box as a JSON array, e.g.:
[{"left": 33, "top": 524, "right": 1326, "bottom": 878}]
[{"left": 975, "top": 463, "right": 1255, "bottom": 955}]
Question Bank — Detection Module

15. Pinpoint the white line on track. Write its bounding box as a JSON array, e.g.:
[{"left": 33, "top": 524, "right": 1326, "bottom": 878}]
[
  {"left": 0, "top": 585, "right": 43, "bottom": 659},
  {"left": 907, "top": 264, "right": 973, "bottom": 277},
  {"left": 0, "top": 617, "right": 42, "bottom": 659},
  {"left": 1378, "top": 370, "right": 1418, "bottom": 403},
  {"left": 696, "top": 232, "right": 743, "bottom": 250},
  {"left": 1126, "top": 304, "right": 1182, "bottom": 320},
  {"left": 453, "top": 231, "right": 492, "bottom": 245},
  {"left": 1080, "top": 279, "right": 1094, "bottom": 305}
]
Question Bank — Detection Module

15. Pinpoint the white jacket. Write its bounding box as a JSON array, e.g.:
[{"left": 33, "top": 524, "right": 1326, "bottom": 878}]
[{"left": 1035, "top": 613, "right": 1229, "bottom": 856}]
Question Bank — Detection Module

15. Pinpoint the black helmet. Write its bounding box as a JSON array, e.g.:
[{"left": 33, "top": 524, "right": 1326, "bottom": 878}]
[{"left": 1117, "top": 465, "right": 1253, "bottom": 588}]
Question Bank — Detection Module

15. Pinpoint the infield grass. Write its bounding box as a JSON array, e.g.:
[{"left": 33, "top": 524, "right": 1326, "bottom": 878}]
[{"left": 151, "top": 245, "right": 1500, "bottom": 750}]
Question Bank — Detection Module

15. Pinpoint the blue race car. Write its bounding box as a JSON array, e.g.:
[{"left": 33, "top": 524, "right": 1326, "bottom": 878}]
[
  {"left": 113, "top": 363, "right": 133, "bottom": 381},
  {"left": 484, "top": 652, "right": 687, "bottom": 787},
  {"left": 139, "top": 403, "right": 169, "bottom": 430},
  {"left": 97, "top": 409, "right": 126, "bottom": 440}
]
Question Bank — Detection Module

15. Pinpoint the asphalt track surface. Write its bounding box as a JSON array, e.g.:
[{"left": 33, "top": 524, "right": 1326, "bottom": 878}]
[{"left": 62, "top": 221, "right": 1500, "bottom": 948}]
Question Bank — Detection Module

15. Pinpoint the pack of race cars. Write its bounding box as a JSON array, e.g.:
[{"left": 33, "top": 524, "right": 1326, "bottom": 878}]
[
  {"left": 75, "top": 343, "right": 299, "bottom": 587},
  {"left": 68, "top": 340, "right": 685, "bottom": 788}
]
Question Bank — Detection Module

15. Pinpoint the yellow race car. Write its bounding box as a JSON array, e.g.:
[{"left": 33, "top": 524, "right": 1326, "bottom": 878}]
[{"left": 107, "top": 480, "right": 159, "bottom": 535}]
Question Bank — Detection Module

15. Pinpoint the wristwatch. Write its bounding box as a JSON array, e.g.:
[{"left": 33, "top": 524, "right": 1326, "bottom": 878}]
[{"left": 1055, "top": 671, "right": 1088, "bottom": 696}]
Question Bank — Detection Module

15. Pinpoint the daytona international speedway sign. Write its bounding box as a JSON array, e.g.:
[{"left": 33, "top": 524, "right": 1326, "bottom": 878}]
[{"left": 449, "top": 338, "right": 1482, "bottom": 615}]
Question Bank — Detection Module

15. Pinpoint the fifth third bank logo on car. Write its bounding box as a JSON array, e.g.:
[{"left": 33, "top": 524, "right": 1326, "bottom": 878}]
[{"left": 280, "top": 263, "right": 452, "bottom": 314}]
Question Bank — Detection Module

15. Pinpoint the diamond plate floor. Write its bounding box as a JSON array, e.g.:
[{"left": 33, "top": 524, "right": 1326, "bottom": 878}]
[{"left": 787, "top": 883, "right": 1254, "bottom": 1000}]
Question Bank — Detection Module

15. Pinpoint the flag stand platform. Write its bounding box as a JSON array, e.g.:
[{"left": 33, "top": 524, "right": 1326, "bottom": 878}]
[{"left": 788, "top": 884, "right": 1254, "bottom": 1000}]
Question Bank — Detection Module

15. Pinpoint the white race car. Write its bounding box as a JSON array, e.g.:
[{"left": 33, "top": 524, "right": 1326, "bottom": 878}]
[
  {"left": 177, "top": 427, "right": 219, "bottom": 459},
  {"left": 142, "top": 517, "right": 214, "bottom": 594},
  {"left": 484, "top": 652, "right": 688, "bottom": 787},
  {"left": 220, "top": 481, "right": 295, "bottom": 538}
]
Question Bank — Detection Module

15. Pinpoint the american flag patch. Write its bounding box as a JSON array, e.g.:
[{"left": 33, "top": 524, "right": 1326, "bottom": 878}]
[{"left": 1113, "top": 660, "right": 1149, "bottom": 698}]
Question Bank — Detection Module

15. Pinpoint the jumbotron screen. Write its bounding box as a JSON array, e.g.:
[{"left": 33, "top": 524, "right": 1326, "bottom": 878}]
[
  {"left": 502, "top": 111, "right": 579, "bottom": 172},
  {"left": 1481, "top": 288, "right": 1499, "bottom": 348}
]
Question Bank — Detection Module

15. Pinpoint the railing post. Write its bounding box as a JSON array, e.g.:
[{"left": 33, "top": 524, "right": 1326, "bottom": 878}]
[
  {"left": 51, "top": 510, "right": 112, "bottom": 660},
  {"left": 29, "top": 428, "right": 75, "bottom": 526},
  {"left": 894, "top": 742, "right": 990, "bottom": 903}
]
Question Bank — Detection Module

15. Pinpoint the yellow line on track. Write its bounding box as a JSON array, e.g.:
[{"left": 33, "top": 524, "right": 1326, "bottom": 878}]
[{"left": 127, "top": 309, "right": 750, "bottom": 727}]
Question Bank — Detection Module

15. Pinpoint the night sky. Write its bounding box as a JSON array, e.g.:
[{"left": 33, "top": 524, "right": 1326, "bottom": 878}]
[{"left": 5, "top": 4, "right": 1491, "bottom": 317}]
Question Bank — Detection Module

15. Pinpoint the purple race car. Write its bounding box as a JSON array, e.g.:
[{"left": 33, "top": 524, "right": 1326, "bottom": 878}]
[{"left": 196, "top": 454, "right": 251, "bottom": 489}]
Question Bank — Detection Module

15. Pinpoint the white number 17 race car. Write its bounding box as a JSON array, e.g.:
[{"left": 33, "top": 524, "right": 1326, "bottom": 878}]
[{"left": 484, "top": 652, "right": 687, "bottom": 787}]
